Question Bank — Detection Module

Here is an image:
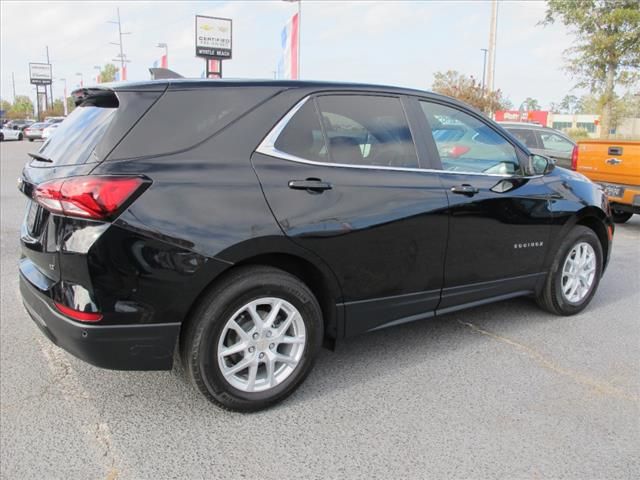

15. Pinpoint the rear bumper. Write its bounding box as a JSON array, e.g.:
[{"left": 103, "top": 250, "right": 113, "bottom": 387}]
[
  {"left": 20, "top": 273, "right": 180, "bottom": 371},
  {"left": 599, "top": 182, "right": 640, "bottom": 210}
]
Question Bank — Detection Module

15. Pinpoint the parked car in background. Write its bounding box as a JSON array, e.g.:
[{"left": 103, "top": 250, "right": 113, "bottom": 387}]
[
  {"left": 41, "top": 123, "right": 60, "bottom": 140},
  {"left": 19, "top": 80, "right": 614, "bottom": 411},
  {"left": 44, "top": 116, "right": 65, "bottom": 124},
  {"left": 6, "top": 119, "right": 34, "bottom": 131},
  {"left": 24, "top": 122, "right": 47, "bottom": 141},
  {"left": 0, "top": 124, "right": 24, "bottom": 141},
  {"left": 573, "top": 139, "right": 640, "bottom": 223},
  {"left": 499, "top": 122, "right": 576, "bottom": 169}
]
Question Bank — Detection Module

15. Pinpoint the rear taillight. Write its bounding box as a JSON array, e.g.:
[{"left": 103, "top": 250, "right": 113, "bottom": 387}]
[
  {"left": 571, "top": 145, "right": 579, "bottom": 170},
  {"left": 54, "top": 302, "right": 102, "bottom": 322},
  {"left": 447, "top": 145, "right": 471, "bottom": 158},
  {"left": 34, "top": 176, "right": 148, "bottom": 220}
]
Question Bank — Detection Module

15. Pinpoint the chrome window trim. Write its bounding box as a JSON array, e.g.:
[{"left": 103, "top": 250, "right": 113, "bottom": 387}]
[{"left": 254, "top": 95, "right": 525, "bottom": 179}]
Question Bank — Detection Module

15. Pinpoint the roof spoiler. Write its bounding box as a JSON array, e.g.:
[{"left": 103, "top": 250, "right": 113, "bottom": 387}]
[
  {"left": 149, "top": 67, "right": 184, "bottom": 80},
  {"left": 71, "top": 87, "right": 118, "bottom": 107}
]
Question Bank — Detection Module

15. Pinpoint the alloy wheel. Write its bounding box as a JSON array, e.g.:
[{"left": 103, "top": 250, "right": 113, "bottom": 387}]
[
  {"left": 217, "top": 297, "right": 306, "bottom": 393},
  {"left": 561, "top": 242, "right": 596, "bottom": 303}
]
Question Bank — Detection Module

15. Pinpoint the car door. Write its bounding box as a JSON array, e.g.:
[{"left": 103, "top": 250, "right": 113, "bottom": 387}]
[
  {"left": 252, "top": 93, "right": 449, "bottom": 336},
  {"left": 415, "top": 99, "right": 555, "bottom": 312}
]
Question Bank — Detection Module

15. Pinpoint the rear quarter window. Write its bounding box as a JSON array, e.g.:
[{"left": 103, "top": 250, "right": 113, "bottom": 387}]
[{"left": 109, "top": 87, "right": 280, "bottom": 160}]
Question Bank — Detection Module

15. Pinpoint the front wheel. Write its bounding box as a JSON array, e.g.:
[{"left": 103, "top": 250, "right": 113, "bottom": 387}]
[
  {"left": 182, "top": 266, "right": 323, "bottom": 411},
  {"left": 612, "top": 209, "right": 633, "bottom": 224},
  {"left": 537, "top": 226, "right": 603, "bottom": 315}
]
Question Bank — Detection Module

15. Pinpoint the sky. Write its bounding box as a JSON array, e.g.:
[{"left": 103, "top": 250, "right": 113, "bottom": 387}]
[{"left": 1, "top": 0, "right": 583, "bottom": 110}]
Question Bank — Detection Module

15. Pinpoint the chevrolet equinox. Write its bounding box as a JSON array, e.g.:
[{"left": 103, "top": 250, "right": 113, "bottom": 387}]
[{"left": 19, "top": 80, "right": 613, "bottom": 411}]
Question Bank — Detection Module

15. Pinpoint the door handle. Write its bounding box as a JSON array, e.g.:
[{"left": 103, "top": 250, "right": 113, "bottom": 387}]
[
  {"left": 288, "top": 179, "right": 333, "bottom": 193},
  {"left": 450, "top": 184, "right": 479, "bottom": 196}
]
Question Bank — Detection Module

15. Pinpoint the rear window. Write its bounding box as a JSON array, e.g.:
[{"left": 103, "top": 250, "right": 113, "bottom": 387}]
[{"left": 37, "top": 106, "right": 117, "bottom": 166}]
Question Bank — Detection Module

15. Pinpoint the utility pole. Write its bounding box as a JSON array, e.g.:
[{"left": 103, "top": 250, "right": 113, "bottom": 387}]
[
  {"left": 486, "top": 0, "right": 498, "bottom": 93},
  {"left": 12, "top": 72, "right": 16, "bottom": 101},
  {"left": 109, "top": 8, "right": 131, "bottom": 79},
  {"left": 480, "top": 48, "right": 488, "bottom": 93},
  {"left": 46, "top": 46, "right": 52, "bottom": 109}
]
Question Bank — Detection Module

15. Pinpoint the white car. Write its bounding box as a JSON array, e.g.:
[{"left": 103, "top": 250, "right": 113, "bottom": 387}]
[
  {"left": 42, "top": 124, "right": 60, "bottom": 140},
  {"left": 0, "top": 125, "right": 24, "bottom": 142}
]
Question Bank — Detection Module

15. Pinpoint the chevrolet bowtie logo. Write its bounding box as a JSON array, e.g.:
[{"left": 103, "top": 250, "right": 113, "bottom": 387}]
[{"left": 606, "top": 158, "right": 622, "bottom": 165}]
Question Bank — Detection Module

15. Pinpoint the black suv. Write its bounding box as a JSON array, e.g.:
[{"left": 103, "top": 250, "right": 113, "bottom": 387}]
[{"left": 19, "top": 80, "right": 613, "bottom": 411}]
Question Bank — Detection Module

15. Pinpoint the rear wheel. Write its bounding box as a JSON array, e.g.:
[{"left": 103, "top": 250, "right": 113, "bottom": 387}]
[
  {"left": 612, "top": 209, "right": 633, "bottom": 224},
  {"left": 28, "top": 138, "right": 34, "bottom": 142},
  {"left": 537, "top": 226, "right": 603, "bottom": 315},
  {"left": 182, "top": 266, "right": 323, "bottom": 411}
]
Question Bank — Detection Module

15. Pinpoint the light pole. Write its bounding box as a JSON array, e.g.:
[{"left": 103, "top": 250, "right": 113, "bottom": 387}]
[
  {"left": 480, "top": 48, "right": 488, "bottom": 93},
  {"left": 56, "top": 78, "right": 68, "bottom": 115},
  {"left": 157, "top": 43, "right": 168, "bottom": 68},
  {"left": 94, "top": 65, "right": 101, "bottom": 83},
  {"left": 75, "top": 72, "right": 83, "bottom": 87}
]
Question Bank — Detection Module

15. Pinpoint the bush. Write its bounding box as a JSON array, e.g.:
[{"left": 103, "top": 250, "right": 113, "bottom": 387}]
[{"left": 565, "top": 128, "right": 590, "bottom": 141}]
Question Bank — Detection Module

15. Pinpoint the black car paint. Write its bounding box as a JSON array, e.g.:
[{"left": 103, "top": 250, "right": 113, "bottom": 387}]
[{"left": 18, "top": 80, "right": 613, "bottom": 370}]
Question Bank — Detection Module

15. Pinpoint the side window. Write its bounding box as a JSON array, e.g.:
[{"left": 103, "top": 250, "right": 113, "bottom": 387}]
[
  {"left": 274, "top": 100, "right": 328, "bottom": 163},
  {"left": 506, "top": 128, "right": 538, "bottom": 149},
  {"left": 420, "top": 101, "right": 521, "bottom": 175},
  {"left": 539, "top": 131, "right": 575, "bottom": 153},
  {"left": 316, "top": 95, "right": 418, "bottom": 168}
]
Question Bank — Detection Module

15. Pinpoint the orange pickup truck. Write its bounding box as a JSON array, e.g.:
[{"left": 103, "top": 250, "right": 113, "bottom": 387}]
[{"left": 572, "top": 139, "right": 640, "bottom": 223}]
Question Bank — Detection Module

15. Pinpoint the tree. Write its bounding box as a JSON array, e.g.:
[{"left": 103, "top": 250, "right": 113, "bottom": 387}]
[
  {"left": 66, "top": 96, "right": 76, "bottom": 114},
  {"left": 41, "top": 99, "right": 66, "bottom": 118},
  {"left": 100, "top": 64, "right": 118, "bottom": 83},
  {"left": 543, "top": 0, "right": 640, "bottom": 138},
  {"left": 521, "top": 97, "right": 540, "bottom": 111},
  {"left": 431, "top": 70, "right": 512, "bottom": 115},
  {"left": 8, "top": 95, "right": 34, "bottom": 119},
  {"left": 559, "top": 94, "right": 580, "bottom": 114}
]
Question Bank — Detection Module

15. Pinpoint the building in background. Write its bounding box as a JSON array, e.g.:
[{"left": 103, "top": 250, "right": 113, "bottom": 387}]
[{"left": 494, "top": 110, "right": 640, "bottom": 139}]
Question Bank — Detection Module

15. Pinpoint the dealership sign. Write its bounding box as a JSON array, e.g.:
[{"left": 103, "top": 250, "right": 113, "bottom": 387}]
[
  {"left": 195, "top": 15, "right": 232, "bottom": 59},
  {"left": 29, "top": 63, "right": 52, "bottom": 85}
]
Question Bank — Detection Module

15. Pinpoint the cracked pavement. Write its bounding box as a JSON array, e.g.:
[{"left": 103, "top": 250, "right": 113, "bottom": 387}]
[{"left": 1, "top": 140, "right": 639, "bottom": 479}]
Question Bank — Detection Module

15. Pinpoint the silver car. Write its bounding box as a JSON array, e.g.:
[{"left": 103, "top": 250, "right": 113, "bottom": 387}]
[{"left": 499, "top": 122, "right": 576, "bottom": 169}]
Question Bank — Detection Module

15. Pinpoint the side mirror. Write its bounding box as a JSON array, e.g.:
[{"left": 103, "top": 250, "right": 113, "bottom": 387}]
[{"left": 531, "top": 154, "right": 554, "bottom": 175}]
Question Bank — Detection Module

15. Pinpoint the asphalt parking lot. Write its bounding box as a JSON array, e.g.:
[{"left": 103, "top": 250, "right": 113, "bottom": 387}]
[{"left": 1, "top": 139, "right": 638, "bottom": 479}]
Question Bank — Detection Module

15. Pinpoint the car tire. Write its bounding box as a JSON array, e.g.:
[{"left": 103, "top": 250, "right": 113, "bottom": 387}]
[
  {"left": 536, "top": 225, "right": 603, "bottom": 316},
  {"left": 0, "top": 133, "right": 4, "bottom": 142},
  {"left": 182, "top": 265, "right": 323, "bottom": 411},
  {"left": 612, "top": 209, "right": 633, "bottom": 224},
  {"left": 28, "top": 138, "right": 34, "bottom": 142}
]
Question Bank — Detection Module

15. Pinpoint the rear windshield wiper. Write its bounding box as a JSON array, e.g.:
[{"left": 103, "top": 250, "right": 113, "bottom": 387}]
[{"left": 28, "top": 152, "right": 53, "bottom": 163}]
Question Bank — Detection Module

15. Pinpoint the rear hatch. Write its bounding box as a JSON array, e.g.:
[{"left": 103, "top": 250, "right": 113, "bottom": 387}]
[
  {"left": 575, "top": 140, "right": 640, "bottom": 186},
  {"left": 19, "top": 84, "right": 166, "bottom": 290}
]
